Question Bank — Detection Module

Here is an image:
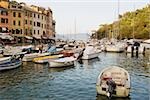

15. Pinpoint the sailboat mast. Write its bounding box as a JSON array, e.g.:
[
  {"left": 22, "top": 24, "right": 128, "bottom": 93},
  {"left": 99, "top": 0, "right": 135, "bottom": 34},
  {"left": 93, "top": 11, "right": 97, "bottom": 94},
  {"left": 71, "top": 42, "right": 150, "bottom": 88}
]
[
  {"left": 118, "top": 0, "right": 120, "bottom": 39},
  {"left": 132, "top": 3, "right": 135, "bottom": 39},
  {"left": 74, "top": 17, "right": 77, "bottom": 40}
]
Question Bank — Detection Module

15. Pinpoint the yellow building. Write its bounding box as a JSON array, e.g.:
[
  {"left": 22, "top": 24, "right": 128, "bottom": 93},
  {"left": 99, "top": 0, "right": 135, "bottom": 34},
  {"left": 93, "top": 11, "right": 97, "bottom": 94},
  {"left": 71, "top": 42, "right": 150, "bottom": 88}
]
[
  {"left": 22, "top": 3, "right": 33, "bottom": 37},
  {"left": 9, "top": 1, "right": 24, "bottom": 40}
]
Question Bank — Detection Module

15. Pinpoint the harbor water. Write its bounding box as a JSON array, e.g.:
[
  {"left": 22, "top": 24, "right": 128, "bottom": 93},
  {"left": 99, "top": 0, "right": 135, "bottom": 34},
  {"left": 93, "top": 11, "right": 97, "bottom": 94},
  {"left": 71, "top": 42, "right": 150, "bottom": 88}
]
[{"left": 0, "top": 53, "right": 149, "bottom": 100}]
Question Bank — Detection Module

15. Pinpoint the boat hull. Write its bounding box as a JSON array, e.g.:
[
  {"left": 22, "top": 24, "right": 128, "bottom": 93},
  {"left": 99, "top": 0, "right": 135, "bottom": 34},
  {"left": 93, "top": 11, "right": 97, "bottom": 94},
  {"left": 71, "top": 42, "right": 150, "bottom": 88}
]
[
  {"left": 96, "top": 85, "right": 130, "bottom": 97},
  {"left": 106, "top": 45, "right": 124, "bottom": 53},
  {"left": 82, "top": 52, "right": 100, "bottom": 60},
  {"left": 0, "top": 60, "right": 22, "bottom": 71},
  {"left": 22, "top": 52, "right": 50, "bottom": 62},
  {"left": 0, "top": 57, "right": 11, "bottom": 64},
  {"left": 49, "top": 56, "right": 76, "bottom": 68},
  {"left": 33, "top": 55, "right": 63, "bottom": 64}
]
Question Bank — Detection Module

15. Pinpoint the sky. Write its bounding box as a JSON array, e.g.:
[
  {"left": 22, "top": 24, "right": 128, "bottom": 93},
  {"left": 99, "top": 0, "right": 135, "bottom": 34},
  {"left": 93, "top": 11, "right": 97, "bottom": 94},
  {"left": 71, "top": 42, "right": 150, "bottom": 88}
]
[{"left": 16, "top": 0, "right": 150, "bottom": 34}]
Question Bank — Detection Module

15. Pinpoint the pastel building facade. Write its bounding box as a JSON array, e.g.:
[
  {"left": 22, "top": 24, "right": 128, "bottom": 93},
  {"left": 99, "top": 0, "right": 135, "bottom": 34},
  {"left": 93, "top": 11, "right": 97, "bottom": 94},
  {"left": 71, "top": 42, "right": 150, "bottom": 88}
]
[
  {"left": 0, "top": 0, "right": 56, "bottom": 42},
  {"left": 9, "top": 1, "right": 24, "bottom": 37},
  {"left": 0, "top": 0, "right": 9, "bottom": 33}
]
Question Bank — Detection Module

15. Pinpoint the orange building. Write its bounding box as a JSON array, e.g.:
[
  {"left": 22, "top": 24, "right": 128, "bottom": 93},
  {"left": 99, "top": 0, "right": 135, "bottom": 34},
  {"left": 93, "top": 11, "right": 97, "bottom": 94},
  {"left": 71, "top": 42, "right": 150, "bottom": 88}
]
[
  {"left": 0, "top": 7, "right": 9, "bottom": 33},
  {"left": 0, "top": 0, "right": 9, "bottom": 33}
]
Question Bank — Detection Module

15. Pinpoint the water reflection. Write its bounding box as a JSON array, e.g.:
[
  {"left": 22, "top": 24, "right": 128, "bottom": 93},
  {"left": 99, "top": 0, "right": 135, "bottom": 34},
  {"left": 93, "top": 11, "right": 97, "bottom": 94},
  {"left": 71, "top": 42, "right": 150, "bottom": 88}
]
[
  {"left": 48, "top": 66, "right": 74, "bottom": 73},
  {"left": 82, "top": 58, "right": 100, "bottom": 65}
]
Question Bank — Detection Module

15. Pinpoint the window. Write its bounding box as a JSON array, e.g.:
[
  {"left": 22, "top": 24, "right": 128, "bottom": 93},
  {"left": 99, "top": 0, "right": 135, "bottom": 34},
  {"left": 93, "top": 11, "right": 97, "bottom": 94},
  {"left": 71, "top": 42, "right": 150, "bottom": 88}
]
[
  {"left": 30, "top": 29, "right": 32, "bottom": 35},
  {"left": 13, "top": 20, "right": 16, "bottom": 25},
  {"left": 18, "top": 21, "right": 21, "bottom": 26},
  {"left": 1, "top": 18, "right": 5, "bottom": 23},
  {"left": 1, "top": 11, "right": 3, "bottom": 15},
  {"left": 30, "top": 13, "right": 32, "bottom": 17},
  {"left": 25, "top": 20, "right": 27, "bottom": 24},
  {"left": 42, "top": 16, "right": 43, "bottom": 20},
  {"left": 34, "top": 30, "right": 36, "bottom": 34},
  {"left": 45, "top": 24, "right": 46, "bottom": 29},
  {"left": 25, "top": 12, "right": 27, "bottom": 16},
  {"left": 25, "top": 29, "right": 27, "bottom": 35},
  {"left": 18, "top": 13, "right": 21, "bottom": 17},
  {"left": 6, "top": 19, "right": 8, "bottom": 23},
  {"left": 18, "top": 6, "right": 22, "bottom": 9},
  {"left": 0, "top": 27, "right": 2, "bottom": 32},
  {"left": 12, "top": 5, "right": 16, "bottom": 8},
  {"left": 34, "top": 22, "right": 36, "bottom": 26},
  {"left": 38, "top": 15, "right": 40, "bottom": 19},
  {"left": 37, "top": 22, "right": 40, "bottom": 27},
  {"left": 38, "top": 30, "right": 39, "bottom": 35},
  {"left": 12, "top": 29, "right": 15, "bottom": 34},
  {"left": 30, "top": 21, "right": 32, "bottom": 25},
  {"left": 42, "top": 24, "right": 43, "bottom": 28},
  {"left": 13, "top": 12, "right": 16, "bottom": 17},
  {"left": 34, "top": 13, "right": 36, "bottom": 18},
  {"left": 20, "top": 29, "right": 22, "bottom": 34},
  {"left": 16, "top": 29, "right": 20, "bottom": 34}
]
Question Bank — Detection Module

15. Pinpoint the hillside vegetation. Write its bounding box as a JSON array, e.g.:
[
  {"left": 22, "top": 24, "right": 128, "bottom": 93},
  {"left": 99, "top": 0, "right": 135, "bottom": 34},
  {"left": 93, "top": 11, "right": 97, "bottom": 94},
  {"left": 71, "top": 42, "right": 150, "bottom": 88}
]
[{"left": 94, "top": 5, "right": 150, "bottom": 39}]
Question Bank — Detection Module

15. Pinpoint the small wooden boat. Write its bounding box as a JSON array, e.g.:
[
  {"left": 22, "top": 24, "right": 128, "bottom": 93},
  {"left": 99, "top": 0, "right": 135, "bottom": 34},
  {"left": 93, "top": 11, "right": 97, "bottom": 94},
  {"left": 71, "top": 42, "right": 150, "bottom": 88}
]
[
  {"left": 33, "top": 54, "right": 64, "bottom": 64},
  {"left": 96, "top": 66, "right": 130, "bottom": 98},
  {"left": 22, "top": 52, "right": 51, "bottom": 62},
  {"left": 0, "top": 59, "right": 22, "bottom": 71},
  {"left": 0, "top": 57, "right": 12, "bottom": 64},
  {"left": 49, "top": 56, "right": 76, "bottom": 68}
]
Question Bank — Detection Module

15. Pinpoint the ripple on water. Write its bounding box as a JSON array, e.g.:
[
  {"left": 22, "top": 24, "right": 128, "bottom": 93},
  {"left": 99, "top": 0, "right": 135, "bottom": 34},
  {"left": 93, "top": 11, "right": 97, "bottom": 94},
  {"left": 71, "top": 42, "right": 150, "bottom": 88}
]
[{"left": 0, "top": 53, "right": 149, "bottom": 100}]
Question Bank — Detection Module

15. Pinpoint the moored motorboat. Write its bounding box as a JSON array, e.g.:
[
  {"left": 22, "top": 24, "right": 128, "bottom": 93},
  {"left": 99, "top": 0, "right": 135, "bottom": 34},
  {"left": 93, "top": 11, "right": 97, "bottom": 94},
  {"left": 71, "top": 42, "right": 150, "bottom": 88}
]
[
  {"left": 33, "top": 54, "right": 64, "bottom": 64},
  {"left": 0, "top": 59, "right": 22, "bottom": 71},
  {"left": 0, "top": 57, "right": 12, "bottom": 64},
  {"left": 22, "top": 52, "right": 51, "bottom": 62},
  {"left": 49, "top": 56, "right": 77, "bottom": 68},
  {"left": 82, "top": 46, "right": 101, "bottom": 60},
  {"left": 96, "top": 66, "right": 130, "bottom": 98}
]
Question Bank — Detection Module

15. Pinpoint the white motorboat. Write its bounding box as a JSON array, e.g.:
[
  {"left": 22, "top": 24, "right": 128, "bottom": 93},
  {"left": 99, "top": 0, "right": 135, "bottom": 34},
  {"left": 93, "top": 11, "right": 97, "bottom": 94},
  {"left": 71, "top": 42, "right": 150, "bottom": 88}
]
[
  {"left": 105, "top": 42, "right": 126, "bottom": 53},
  {"left": 22, "top": 52, "right": 50, "bottom": 62},
  {"left": 96, "top": 66, "right": 130, "bottom": 98},
  {"left": 0, "top": 59, "right": 22, "bottom": 71},
  {"left": 49, "top": 56, "right": 77, "bottom": 68},
  {"left": 0, "top": 57, "right": 12, "bottom": 64},
  {"left": 3, "top": 46, "right": 27, "bottom": 56},
  {"left": 82, "top": 46, "right": 101, "bottom": 60}
]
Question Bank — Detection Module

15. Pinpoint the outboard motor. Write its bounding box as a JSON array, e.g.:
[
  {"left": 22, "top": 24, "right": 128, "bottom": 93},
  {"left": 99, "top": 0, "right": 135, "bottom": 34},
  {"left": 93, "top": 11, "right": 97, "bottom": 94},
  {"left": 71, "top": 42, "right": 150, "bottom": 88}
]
[{"left": 106, "top": 79, "right": 116, "bottom": 99}]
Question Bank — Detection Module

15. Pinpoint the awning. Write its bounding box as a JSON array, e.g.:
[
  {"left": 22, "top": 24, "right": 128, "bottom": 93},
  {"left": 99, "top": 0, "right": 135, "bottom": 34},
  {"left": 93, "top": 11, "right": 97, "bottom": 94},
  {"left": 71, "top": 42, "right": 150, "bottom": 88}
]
[
  {"left": 33, "top": 36, "right": 41, "bottom": 39},
  {"left": 48, "top": 37, "right": 55, "bottom": 40},
  {"left": 25, "top": 36, "right": 33, "bottom": 40},
  {"left": 0, "top": 33, "right": 14, "bottom": 40},
  {"left": 42, "top": 36, "right": 48, "bottom": 39}
]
